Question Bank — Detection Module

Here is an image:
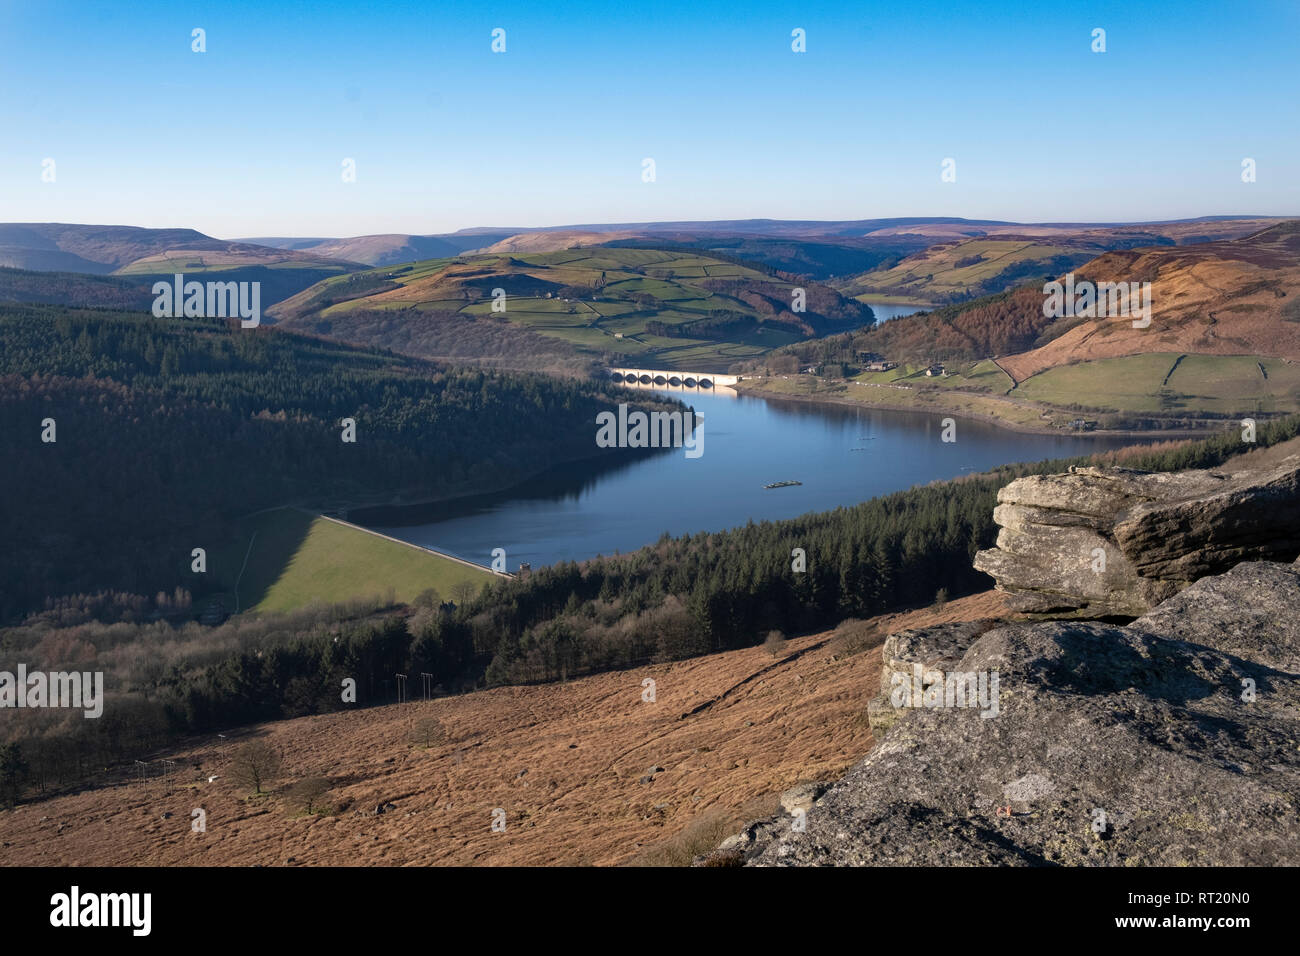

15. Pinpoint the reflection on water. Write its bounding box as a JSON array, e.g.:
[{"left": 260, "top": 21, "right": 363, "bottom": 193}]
[
  {"left": 861, "top": 301, "right": 933, "bottom": 323},
  {"left": 367, "top": 387, "right": 1147, "bottom": 572},
  {"left": 614, "top": 380, "right": 739, "bottom": 398}
]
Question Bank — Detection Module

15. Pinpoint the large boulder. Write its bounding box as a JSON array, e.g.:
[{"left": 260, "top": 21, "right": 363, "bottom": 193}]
[
  {"left": 974, "top": 456, "right": 1300, "bottom": 616},
  {"left": 866, "top": 621, "right": 1000, "bottom": 738},
  {"left": 741, "top": 560, "right": 1300, "bottom": 866}
]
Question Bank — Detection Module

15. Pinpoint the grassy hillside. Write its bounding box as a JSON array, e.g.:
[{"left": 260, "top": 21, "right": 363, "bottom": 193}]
[
  {"left": 997, "top": 220, "right": 1300, "bottom": 383},
  {"left": 245, "top": 231, "right": 517, "bottom": 265},
  {"left": 1015, "top": 353, "right": 1300, "bottom": 416},
  {"left": 0, "top": 301, "right": 673, "bottom": 620},
  {"left": 0, "top": 222, "right": 358, "bottom": 276},
  {"left": 843, "top": 236, "right": 1119, "bottom": 305},
  {"left": 218, "top": 508, "right": 494, "bottom": 614},
  {"left": 0, "top": 617, "right": 904, "bottom": 864},
  {"left": 129, "top": 263, "right": 357, "bottom": 310},
  {"left": 837, "top": 219, "right": 1288, "bottom": 306},
  {"left": 272, "top": 247, "right": 873, "bottom": 372},
  {"left": 0, "top": 223, "right": 362, "bottom": 307},
  {"left": 743, "top": 222, "right": 1300, "bottom": 428}
]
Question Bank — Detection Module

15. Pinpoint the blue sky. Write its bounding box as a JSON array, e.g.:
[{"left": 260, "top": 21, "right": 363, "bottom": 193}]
[{"left": 2, "top": 0, "right": 1297, "bottom": 237}]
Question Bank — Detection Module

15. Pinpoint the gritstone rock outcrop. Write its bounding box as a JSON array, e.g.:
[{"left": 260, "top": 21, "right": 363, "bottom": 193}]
[
  {"left": 972, "top": 456, "right": 1300, "bottom": 617},
  {"left": 732, "top": 558, "right": 1300, "bottom": 866}
]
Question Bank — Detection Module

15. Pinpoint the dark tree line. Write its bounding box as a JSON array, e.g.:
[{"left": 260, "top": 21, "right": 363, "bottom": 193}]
[
  {"left": 745, "top": 285, "right": 1064, "bottom": 369},
  {"left": 5, "top": 415, "right": 1295, "bottom": 803},
  {"left": 0, "top": 303, "right": 675, "bottom": 620}
]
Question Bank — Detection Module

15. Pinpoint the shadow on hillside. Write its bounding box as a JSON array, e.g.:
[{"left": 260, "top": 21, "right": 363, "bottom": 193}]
[{"left": 220, "top": 508, "right": 315, "bottom": 613}]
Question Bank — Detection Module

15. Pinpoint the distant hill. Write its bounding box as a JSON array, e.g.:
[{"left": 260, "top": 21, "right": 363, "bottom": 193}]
[
  {"left": 432, "top": 215, "right": 1290, "bottom": 241},
  {"left": 0, "top": 222, "right": 357, "bottom": 274},
  {"left": 745, "top": 221, "right": 1300, "bottom": 428},
  {"left": 0, "top": 223, "right": 218, "bottom": 273},
  {"left": 244, "top": 216, "right": 1294, "bottom": 275},
  {"left": 0, "top": 223, "right": 365, "bottom": 308},
  {"left": 271, "top": 247, "right": 874, "bottom": 373},
  {"left": 839, "top": 219, "right": 1286, "bottom": 305},
  {"left": 243, "top": 232, "right": 519, "bottom": 266},
  {"left": 0, "top": 266, "right": 155, "bottom": 310},
  {"left": 999, "top": 219, "right": 1300, "bottom": 382},
  {"left": 474, "top": 230, "right": 641, "bottom": 254}
]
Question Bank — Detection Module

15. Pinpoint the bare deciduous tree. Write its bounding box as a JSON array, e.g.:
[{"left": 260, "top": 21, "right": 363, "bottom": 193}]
[
  {"left": 228, "top": 740, "right": 281, "bottom": 795},
  {"left": 284, "top": 775, "right": 331, "bottom": 814},
  {"left": 450, "top": 580, "right": 479, "bottom": 608},
  {"left": 410, "top": 716, "right": 447, "bottom": 750}
]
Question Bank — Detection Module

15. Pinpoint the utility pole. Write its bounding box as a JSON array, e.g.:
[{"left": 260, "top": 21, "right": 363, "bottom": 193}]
[
  {"left": 420, "top": 673, "right": 434, "bottom": 700},
  {"left": 395, "top": 673, "right": 408, "bottom": 704}
]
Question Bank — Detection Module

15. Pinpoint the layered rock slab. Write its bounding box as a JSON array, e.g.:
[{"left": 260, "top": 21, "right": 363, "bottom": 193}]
[
  {"left": 743, "top": 561, "right": 1300, "bottom": 866},
  {"left": 974, "top": 456, "right": 1300, "bottom": 616}
]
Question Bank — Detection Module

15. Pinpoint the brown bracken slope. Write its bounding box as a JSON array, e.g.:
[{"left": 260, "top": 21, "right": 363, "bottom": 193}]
[
  {"left": 999, "top": 221, "right": 1300, "bottom": 383},
  {"left": 0, "top": 593, "right": 1007, "bottom": 867}
]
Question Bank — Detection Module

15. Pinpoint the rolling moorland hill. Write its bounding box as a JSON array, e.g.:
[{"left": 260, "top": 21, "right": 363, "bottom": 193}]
[
  {"left": 745, "top": 221, "right": 1300, "bottom": 428},
  {"left": 243, "top": 217, "right": 1289, "bottom": 288},
  {"left": 269, "top": 247, "right": 874, "bottom": 372},
  {"left": 0, "top": 223, "right": 363, "bottom": 308},
  {"left": 0, "top": 223, "right": 357, "bottom": 276},
  {"left": 998, "top": 219, "right": 1300, "bottom": 382},
  {"left": 429, "top": 216, "right": 1283, "bottom": 242},
  {"left": 473, "top": 230, "right": 643, "bottom": 255},
  {"left": 837, "top": 218, "right": 1286, "bottom": 305},
  {"left": 244, "top": 232, "right": 517, "bottom": 267},
  {"left": 0, "top": 223, "right": 216, "bottom": 273},
  {"left": 602, "top": 234, "right": 928, "bottom": 281},
  {"left": 472, "top": 232, "right": 933, "bottom": 280}
]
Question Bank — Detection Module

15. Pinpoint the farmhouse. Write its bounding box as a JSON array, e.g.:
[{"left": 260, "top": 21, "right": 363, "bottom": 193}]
[{"left": 925, "top": 364, "right": 946, "bottom": 377}]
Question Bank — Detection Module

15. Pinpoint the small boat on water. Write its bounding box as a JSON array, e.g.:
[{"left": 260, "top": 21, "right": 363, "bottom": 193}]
[{"left": 764, "top": 479, "right": 802, "bottom": 489}]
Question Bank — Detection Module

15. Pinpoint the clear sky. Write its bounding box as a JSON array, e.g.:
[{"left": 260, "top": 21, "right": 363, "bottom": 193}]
[{"left": 2, "top": 0, "right": 1297, "bottom": 238}]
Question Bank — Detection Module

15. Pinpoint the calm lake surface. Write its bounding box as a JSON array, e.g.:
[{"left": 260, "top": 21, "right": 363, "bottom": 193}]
[
  {"left": 366, "top": 387, "right": 1147, "bottom": 572},
  {"left": 861, "top": 300, "right": 932, "bottom": 322}
]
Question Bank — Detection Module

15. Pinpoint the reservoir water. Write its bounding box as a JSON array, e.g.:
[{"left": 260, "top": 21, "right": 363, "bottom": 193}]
[
  {"left": 365, "top": 387, "right": 1146, "bottom": 572},
  {"left": 862, "top": 301, "right": 932, "bottom": 322}
]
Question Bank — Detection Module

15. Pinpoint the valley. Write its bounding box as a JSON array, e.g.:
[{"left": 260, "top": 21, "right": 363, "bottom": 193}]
[
  {"left": 4, "top": 216, "right": 1300, "bottom": 875},
  {"left": 269, "top": 246, "right": 872, "bottom": 372},
  {"left": 747, "top": 221, "right": 1300, "bottom": 430},
  {"left": 5, "top": 0, "right": 1300, "bottom": 917}
]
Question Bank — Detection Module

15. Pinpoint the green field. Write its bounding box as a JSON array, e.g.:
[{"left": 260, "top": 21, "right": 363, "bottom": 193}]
[
  {"left": 846, "top": 238, "right": 1093, "bottom": 303},
  {"left": 274, "top": 246, "right": 871, "bottom": 372},
  {"left": 851, "top": 358, "right": 1015, "bottom": 392},
  {"left": 215, "top": 507, "right": 495, "bottom": 614},
  {"left": 1016, "top": 353, "right": 1300, "bottom": 415},
  {"left": 115, "top": 257, "right": 351, "bottom": 275}
]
